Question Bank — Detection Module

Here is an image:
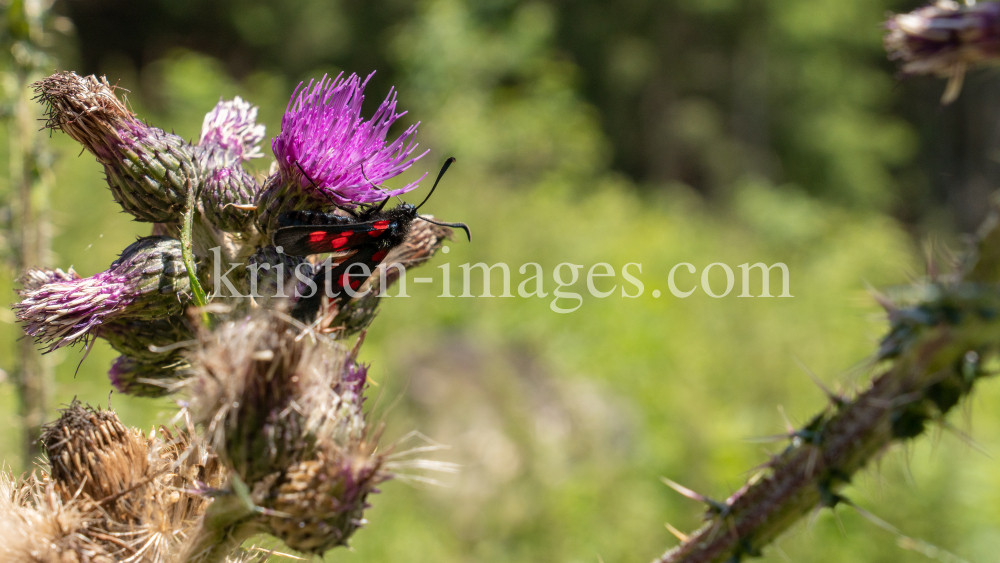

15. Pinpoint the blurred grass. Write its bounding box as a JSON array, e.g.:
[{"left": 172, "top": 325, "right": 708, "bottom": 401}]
[{"left": 2, "top": 1, "right": 999, "bottom": 562}]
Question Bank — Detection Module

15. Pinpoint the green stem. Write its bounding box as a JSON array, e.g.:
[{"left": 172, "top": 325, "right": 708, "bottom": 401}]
[{"left": 181, "top": 179, "right": 212, "bottom": 327}]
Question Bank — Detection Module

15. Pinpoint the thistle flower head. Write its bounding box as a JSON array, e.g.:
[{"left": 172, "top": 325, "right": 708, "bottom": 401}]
[
  {"left": 200, "top": 96, "right": 267, "bottom": 165},
  {"left": 14, "top": 236, "right": 191, "bottom": 352},
  {"left": 271, "top": 72, "right": 428, "bottom": 207},
  {"left": 33, "top": 71, "right": 199, "bottom": 222},
  {"left": 33, "top": 71, "right": 136, "bottom": 157},
  {"left": 885, "top": 1, "right": 1000, "bottom": 102},
  {"left": 41, "top": 401, "right": 150, "bottom": 512},
  {"left": 185, "top": 310, "right": 387, "bottom": 554}
]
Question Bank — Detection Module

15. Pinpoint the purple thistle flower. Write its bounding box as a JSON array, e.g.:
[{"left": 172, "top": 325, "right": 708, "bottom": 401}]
[
  {"left": 272, "top": 72, "right": 429, "bottom": 207},
  {"left": 199, "top": 96, "right": 267, "bottom": 167},
  {"left": 14, "top": 237, "right": 191, "bottom": 352}
]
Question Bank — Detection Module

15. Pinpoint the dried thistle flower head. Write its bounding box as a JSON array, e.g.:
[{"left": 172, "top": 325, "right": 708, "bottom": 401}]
[
  {"left": 15, "top": 236, "right": 192, "bottom": 352},
  {"left": 41, "top": 401, "right": 149, "bottom": 514},
  {"left": 885, "top": 1, "right": 1000, "bottom": 103},
  {"left": 33, "top": 71, "right": 199, "bottom": 222},
  {"left": 0, "top": 472, "right": 112, "bottom": 563},
  {"left": 1, "top": 401, "right": 227, "bottom": 563}
]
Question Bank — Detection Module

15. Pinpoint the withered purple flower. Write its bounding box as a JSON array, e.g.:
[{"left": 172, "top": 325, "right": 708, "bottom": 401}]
[
  {"left": 15, "top": 236, "right": 191, "bottom": 352},
  {"left": 885, "top": 1, "right": 1000, "bottom": 103},
  {"left": 272, "top": 72, "right": 428, "bottom": 207},
  {"left": 33, "top": 72, "right": 199, "bottom": 222}
]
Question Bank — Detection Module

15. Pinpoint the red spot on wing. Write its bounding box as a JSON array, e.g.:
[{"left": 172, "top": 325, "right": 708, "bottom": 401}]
[
  {"left": 369, "top": 220, "right": 391, "bottom": 237},
  {"left": 331, "top": 235, "right": 351, "bottom": 249},
  {"left": 309, "top": 231, "right": 328, "bottom": 243},
  {"left": 340, "top": 271, "right": 364, "bottom": 290},
  {"left": 371, "top": 249, "right": 389, "bottom": 263}
]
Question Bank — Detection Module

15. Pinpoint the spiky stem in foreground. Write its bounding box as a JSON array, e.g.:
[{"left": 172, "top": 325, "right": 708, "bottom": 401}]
[{"left": 655, "top": 221, "right": 1000, "bottom": 563}]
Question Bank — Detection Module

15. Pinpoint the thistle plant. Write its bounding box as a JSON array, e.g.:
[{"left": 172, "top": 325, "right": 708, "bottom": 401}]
[{"left": 4, "top": 69, "right": 456, "bottom": 561}]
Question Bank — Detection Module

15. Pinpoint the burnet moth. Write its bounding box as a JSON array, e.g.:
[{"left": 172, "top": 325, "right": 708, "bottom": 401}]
[{"left": 273, "top": 157, "right": 470, "bottom": 321}]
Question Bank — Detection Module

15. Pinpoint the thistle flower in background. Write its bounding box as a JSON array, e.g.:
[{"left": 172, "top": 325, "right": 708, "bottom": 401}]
[
  {"left": 33, "top": 72, "right": 200, "bottom": 222},
  {"left": 15, "top": 236, "right": 192, "bottom": 352},
  {"left": 199, "top": 96, "right": 267, "bottom": 168},
  {"left": 257, "top": 72, "right": 428, "bottom": 233},
  {"left": 885, "top": 1, "right": 1000, "bottom": 103}
]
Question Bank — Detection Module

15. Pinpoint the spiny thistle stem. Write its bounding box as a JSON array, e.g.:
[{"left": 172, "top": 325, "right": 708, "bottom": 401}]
[
  {"left": 181, "top": 179, "right": 211, "bottom": 326},
  {"left": 655, "top": 216, "right": 1000, "bottom": 562}
]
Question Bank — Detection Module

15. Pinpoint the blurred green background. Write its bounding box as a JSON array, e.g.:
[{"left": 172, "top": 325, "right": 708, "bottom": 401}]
[{"left": 3, "top": 0, "right": 1000, "bottom": 562}]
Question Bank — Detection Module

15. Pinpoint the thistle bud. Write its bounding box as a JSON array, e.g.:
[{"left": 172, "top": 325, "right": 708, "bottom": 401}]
[
  {"left": 108, "top": 354, "right": 185, "bottom": 397},
  {"left": 264, "top": 445, "right": 386, "bottom": 553},
  {"left": 198, "top": 96, "right": 267, "bottom": 169},
  {"left": 99, "top": 314, "right": 195, "bottom": 362},
  {"left": 15, "top": 236, "right": 192, "bottom": 351},
  {"left": 33, "top": 71, "right": 199, "bottom": 222},
  {"left": 202, "top": 166, "right": 260, "bottom": 233}
]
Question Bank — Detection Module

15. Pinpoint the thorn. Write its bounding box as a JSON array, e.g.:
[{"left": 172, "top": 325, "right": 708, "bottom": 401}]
[
  {"left": 939, "top": 420, "right": 992, "bottom": 458},
  {"left": 864, "top": 281, "right": 896, "bottom": 313},
  {"left": 792, "top": 357, "right": 846, "bottom": 407},
  {"left": 777, "top": 405, "right": 795, "bottom": 434},
  {"left": 661, "top": 476, "right": 727, "bottom": 513},
  {"left": 665, "top": 522, "right": 689, "bottom": 543}
]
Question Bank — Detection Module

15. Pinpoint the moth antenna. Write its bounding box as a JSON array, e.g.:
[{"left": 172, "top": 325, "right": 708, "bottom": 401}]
[
  {"left": 415, "top": 157, "right": 456, "bottom": 211},
  {"left": 296, "top": 162, "right": 359, "bottom": 218},
  {"left": 417, "top": 215, "right": 471, "bottom": 241},
  {"left": 372, "top": 196, "right": 390, "bottom": 214}
]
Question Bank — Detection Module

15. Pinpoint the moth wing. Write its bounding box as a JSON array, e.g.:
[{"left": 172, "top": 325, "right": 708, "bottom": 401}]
[{"left": 272, "top": 221, "right": 385, "bottom": 256}]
